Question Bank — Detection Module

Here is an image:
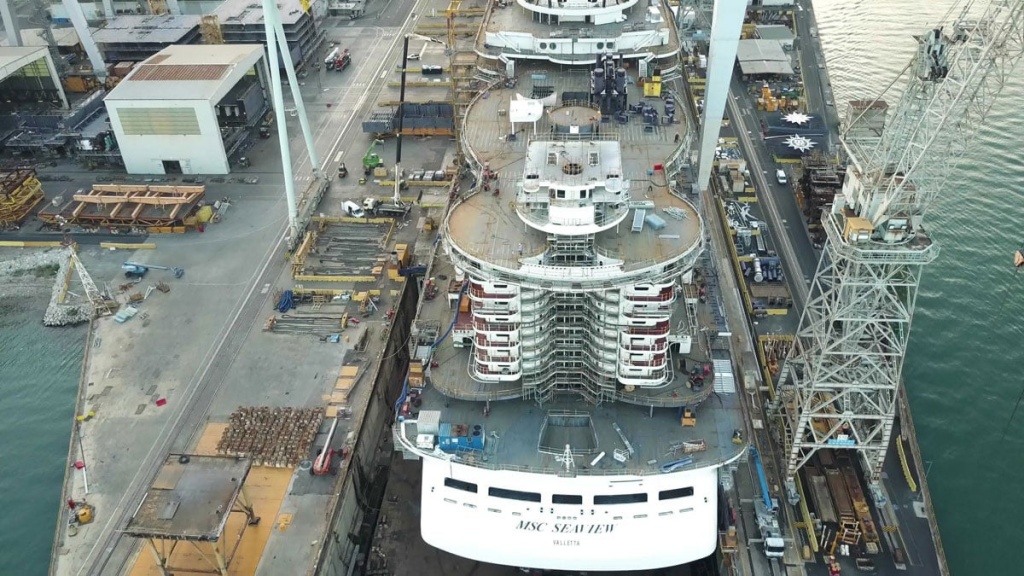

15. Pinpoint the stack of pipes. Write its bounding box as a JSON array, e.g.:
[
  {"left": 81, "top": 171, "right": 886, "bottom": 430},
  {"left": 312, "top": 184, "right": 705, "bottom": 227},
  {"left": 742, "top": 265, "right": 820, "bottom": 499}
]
[{"left": 216, "top": 406, "right": 324, "bottom": 467}]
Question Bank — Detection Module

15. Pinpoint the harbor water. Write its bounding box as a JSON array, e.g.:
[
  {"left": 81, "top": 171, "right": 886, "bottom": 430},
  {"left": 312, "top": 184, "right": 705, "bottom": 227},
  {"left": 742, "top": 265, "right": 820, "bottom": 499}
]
[
  {"left": 0, "top": 1, "right": 1021, "bottom": 574},
  {"left": 815, "top": 1, "right": 1024, "bottom": 573},
  {"left": 0, "top": 294, "right": 85, "bottom": 575}
]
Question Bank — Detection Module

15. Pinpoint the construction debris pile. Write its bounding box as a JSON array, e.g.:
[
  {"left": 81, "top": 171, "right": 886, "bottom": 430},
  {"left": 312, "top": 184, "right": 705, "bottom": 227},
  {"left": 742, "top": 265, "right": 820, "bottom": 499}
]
[
  {"left": 217, "top": 407, "right": 324, "bottom": 467},
  {"left": 43, "top": 250, "right": 92, "bottom": 327}
]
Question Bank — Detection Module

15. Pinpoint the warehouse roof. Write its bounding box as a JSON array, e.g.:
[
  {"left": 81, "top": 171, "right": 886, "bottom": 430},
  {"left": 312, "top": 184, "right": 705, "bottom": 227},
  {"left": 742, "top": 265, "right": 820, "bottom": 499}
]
[
  {"left": 737, "top": 39, "right": 794, "bottom": 76},
  {"left": 214, "top": 0, "right": 312, "bottom": 27},
  {"left": 0, "top": 27, "right": 88, "bottom": 48},
  {"left": 755, "top": 24, "right": 795, "bottom": 43},
  {"left": 92, "top": 14, "right": 201, "bottom": 45},
  {"left": 106, "top": 44, "right": 264, "bottom": 102},
  {"left": 0, "top": 47, "right": 52, "bottom": 81}
]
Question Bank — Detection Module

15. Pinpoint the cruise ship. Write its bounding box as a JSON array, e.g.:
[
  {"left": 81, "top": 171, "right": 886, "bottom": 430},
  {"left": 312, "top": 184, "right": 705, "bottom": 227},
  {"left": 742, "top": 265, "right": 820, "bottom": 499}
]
[{"left": 392, "top": 0, "right": 747, "bottom": 571}]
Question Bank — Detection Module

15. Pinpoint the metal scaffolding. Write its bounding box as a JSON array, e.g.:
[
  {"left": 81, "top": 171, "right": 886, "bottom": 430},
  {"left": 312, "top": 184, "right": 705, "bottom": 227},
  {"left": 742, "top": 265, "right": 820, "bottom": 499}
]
[{"left": 773, "top": 0, "right": 1024, "bottom": 504}]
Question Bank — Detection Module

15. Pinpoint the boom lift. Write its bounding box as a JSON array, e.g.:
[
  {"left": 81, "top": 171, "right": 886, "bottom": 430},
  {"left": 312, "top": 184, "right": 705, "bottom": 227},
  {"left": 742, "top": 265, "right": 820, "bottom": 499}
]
[
  {"left": 122, "top": 261, "right": 185, "bottom": 279},
  {"left": 750, "top": 447, "right": 786, "bottom": 560},
  {"left": 772, "top": 0, "right": 1024, "bottom": 504}
]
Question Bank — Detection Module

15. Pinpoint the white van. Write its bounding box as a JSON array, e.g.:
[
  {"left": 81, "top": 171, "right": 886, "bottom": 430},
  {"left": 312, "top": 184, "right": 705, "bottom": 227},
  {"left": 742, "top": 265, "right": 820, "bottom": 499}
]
[
  {"left": 776, "top": 169, "right": 788, "bottom": 185},
  {"left": 342, "top": 200, "right": 365, "bottom": 218}
]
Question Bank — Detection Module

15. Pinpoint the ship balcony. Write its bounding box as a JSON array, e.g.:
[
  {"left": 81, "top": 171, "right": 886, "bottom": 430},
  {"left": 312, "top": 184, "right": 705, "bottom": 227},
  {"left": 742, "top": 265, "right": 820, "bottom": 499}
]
[
  {"left": 472, "top": 306, "right": 520, "bottom": 322},
  {"left": 470, "top": 357, "right": 521, "bottom": 382},
  {"left": 472, "top": 318, "right": 519, "bottom": 334},
  {"left": 623, "top": 286, "right": 675, "bottom": 302},
  {"left": 519, "top": 298, "right": 552, "bottom": 314},
  {"left": 617, "top": 368, "right": 670, "bottom": 387},
  {"left": 621, "top": 306, "right": 673, "bottom": 320},
  {"left": 519, "top": 289, "right": 549, "bottom": 303},
  {"left": 620, "top": 337, "right": 669, "bottom": 352},
  {"left": 475, "top": 350, "right": 520, "bottom": 365},
  {"left": 620, "top": 352, "right": 667, "bottom": 367},
  {"left": 519, "top": 328, "right": 553, "bottom": 345},
  {"left": 476, "top": 334, "right": 520, "bottom": 348},
  {"left": 625, "top": 321, "right": 670, "bottom": 336},
  {"left": 469, "top": 282, "right": 518, "bottom": 301},
  {"left": 590, "top": 300, "right": 621, "bottom": 315}
]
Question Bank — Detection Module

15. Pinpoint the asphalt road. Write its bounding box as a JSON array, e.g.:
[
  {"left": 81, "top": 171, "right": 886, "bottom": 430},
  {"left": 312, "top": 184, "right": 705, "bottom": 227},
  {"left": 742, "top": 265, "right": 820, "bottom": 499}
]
[{"left": 68, "top": 4, "right": 440, "bottom": 575}]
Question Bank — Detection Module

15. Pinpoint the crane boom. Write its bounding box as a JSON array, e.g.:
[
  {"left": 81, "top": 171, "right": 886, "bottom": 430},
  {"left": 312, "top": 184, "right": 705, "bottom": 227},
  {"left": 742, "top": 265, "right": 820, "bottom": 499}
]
[{"left": 774, "top": 0, "right": 1024, "bottom": 505}]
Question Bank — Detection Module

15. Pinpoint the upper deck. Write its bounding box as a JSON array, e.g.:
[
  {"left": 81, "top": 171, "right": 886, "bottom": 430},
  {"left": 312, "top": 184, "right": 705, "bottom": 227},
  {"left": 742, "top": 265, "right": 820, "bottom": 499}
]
[
  {"left": 399, "top": 257, "right": 747, "bottom": 474},
  {"left": 450, "top": 69, "right": 701, "bottom": 273},
  {"left": 477, "top": 0, "right": 680, "bottom": 63}
]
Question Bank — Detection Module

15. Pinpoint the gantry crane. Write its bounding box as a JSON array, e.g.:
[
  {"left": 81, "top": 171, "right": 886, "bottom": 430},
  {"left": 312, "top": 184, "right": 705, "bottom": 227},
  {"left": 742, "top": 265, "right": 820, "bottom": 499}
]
[{"left": 773, "top": 0, "right": 1024, "bottom": 504}]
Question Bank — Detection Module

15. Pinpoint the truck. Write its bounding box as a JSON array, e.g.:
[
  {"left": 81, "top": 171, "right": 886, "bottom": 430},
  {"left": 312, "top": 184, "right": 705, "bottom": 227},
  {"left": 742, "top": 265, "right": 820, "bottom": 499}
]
[
  {"left": 362, "top": 197, "right": 410, "bottom": 218},
  {"left": 334, "top": 49, "right": 351, "bottom": 72}
]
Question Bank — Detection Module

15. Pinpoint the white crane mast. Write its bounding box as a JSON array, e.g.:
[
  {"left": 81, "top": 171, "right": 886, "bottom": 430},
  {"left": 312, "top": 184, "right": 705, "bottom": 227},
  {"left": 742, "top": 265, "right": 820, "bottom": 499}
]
[{"left": 774, "top": 0, "right": 1024, "bottom": 504}]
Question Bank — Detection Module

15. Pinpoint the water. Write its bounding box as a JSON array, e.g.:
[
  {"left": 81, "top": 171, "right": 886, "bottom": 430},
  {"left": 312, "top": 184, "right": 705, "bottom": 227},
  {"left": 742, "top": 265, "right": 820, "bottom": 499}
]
[
  {"left": 815, "top": 1, "right": 1024, "bottom": 573},
  {"left": 2, "top": 3, "right": 1022, "bottom": 574},
  {"left": 0, "top": 295, "right": 85, "bottom": 576}
]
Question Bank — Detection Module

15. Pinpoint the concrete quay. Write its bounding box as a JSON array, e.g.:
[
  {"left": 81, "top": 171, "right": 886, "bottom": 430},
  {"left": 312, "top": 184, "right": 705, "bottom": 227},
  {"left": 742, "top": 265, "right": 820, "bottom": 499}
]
[{"left": 46, "top": 3, "right": 462, "bottom": 576}]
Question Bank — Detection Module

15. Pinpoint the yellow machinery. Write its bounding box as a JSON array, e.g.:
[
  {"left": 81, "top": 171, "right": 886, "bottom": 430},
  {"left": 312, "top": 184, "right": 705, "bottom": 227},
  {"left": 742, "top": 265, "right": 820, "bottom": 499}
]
[
  {"left": 76, "top": 502, "right": 94, "bottom": 525},
  {"left": 67, "top": 500, "right": 95, "bottom": 537}
]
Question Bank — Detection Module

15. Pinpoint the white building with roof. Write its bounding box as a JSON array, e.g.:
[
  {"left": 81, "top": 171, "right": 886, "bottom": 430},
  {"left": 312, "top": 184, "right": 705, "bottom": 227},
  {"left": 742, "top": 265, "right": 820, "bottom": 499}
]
[
  {"left": 0, "top": 47, "right": 68, "bottom": 109},
  {"left": 104, "top": 44, "right": 269, "bottom": 175}
]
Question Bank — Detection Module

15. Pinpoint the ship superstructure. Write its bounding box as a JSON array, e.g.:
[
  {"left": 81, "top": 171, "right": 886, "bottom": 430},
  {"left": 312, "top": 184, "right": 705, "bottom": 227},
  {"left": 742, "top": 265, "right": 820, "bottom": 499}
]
[{"left": 393, "top": 0, "right": 746, "bottom": 571}]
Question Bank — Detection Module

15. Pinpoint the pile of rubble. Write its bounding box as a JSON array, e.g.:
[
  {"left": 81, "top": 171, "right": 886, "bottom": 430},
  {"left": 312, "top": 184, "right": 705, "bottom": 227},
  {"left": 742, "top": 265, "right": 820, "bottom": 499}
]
[
  {"left": 217, "top": 407, "right": 324, "bottom": 468},
  {"left": 43, "top": 249, "right": 90, "bottom": 327}
]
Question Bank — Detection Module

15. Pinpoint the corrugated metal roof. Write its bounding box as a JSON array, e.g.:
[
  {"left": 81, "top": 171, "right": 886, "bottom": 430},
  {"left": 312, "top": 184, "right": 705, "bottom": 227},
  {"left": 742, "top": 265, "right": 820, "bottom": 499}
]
[
  {"left": 105, "top": 44, "right": 264, "bottom": 102},
  {"left": 130, "top": 64, "right": 231, "bottom": 82}
]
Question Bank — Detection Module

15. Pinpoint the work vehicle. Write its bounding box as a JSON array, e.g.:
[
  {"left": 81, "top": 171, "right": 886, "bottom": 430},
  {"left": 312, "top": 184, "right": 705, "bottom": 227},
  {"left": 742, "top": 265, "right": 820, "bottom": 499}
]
[
  {"left": 363, "top": 139, "right": 385, "bottom": 175},
  {"left": 334, "top": 49, "right": 352, "bottom": 71},
  {"left": 342, "top": 200, "right": 365, "bottom": 218},
  {"left": 122, "top": 261, "right": 185, "bottom": 279},
  {"left": 363, "top": 197, "right": 410, "bottom": 218}
]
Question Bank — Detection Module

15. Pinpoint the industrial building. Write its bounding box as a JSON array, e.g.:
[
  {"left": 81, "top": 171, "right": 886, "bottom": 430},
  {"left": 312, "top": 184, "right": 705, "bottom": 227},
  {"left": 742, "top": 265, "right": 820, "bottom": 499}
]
[
  {"left": 92, "top": 14, "right": 202, "bottom": 63},
  {"left": 0, "top": 46, "right": 68, "bottom": 109},
  {"left": 213, "top": 0, "right": 326, "bottom": 65},
  {"left": 736, "top": 39, "right": 795, "bottom": 77},
  {"left": 104, "top": 44, "right": 269, "bottom": 175}
]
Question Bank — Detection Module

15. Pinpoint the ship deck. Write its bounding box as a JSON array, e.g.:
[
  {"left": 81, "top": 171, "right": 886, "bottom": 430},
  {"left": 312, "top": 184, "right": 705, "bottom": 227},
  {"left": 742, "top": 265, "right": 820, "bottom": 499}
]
[
  {"left": 406, "top": 381, "right": 744, "bottom": 475},
  {"left": 478, "top": 1, "right": 681, "bottom": 58},
  {"left": 451, "top": 67, "right": 700, "bottom": 269},
  {"left": 404, "top": 250, "right": 746, "bottom": 475}
]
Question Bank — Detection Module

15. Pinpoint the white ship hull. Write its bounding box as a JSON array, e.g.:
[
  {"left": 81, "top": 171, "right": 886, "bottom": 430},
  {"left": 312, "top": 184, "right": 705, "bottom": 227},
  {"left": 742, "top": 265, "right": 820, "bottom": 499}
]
[{"left": 419, "top": 455, "right": 722, "bottom": 571}]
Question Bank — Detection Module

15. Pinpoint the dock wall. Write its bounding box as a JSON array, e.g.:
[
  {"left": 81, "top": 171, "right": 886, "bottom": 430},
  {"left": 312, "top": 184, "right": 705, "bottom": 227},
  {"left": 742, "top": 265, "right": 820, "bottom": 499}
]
[
  {"left": 311, "top": 280, "right": 419, "bottom": 576},
  {"left": 899, "top": 385, "right": 949, "bottom": 576},
  {"left": 47, "top": 319, "right": 95, "bottom": 575}
]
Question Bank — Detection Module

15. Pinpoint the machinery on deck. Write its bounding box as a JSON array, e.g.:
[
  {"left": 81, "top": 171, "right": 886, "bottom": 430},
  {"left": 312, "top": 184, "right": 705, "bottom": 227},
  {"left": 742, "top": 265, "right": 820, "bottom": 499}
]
[{"left": 122, "top": 261, "right": 185, "bottom": 279}]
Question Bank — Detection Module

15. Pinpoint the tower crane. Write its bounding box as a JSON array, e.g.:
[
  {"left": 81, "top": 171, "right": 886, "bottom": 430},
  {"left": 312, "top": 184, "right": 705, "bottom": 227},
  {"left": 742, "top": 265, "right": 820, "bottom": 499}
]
[
  {"left": 773, "top": 0, "right": 1024, "bottom": 505},
  {"left": 69, "top": 247, "right": 114, "bottom": 317}
]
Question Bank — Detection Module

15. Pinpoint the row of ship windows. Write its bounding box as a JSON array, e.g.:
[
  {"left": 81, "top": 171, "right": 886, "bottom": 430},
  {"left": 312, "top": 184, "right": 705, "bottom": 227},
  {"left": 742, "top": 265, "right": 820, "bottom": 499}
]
[
  {"left": 444, "top": 477, "right": 694, "bottom": 504},
  {"left": 537, "top": 42, "right": 617, "bottom": 51}
]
